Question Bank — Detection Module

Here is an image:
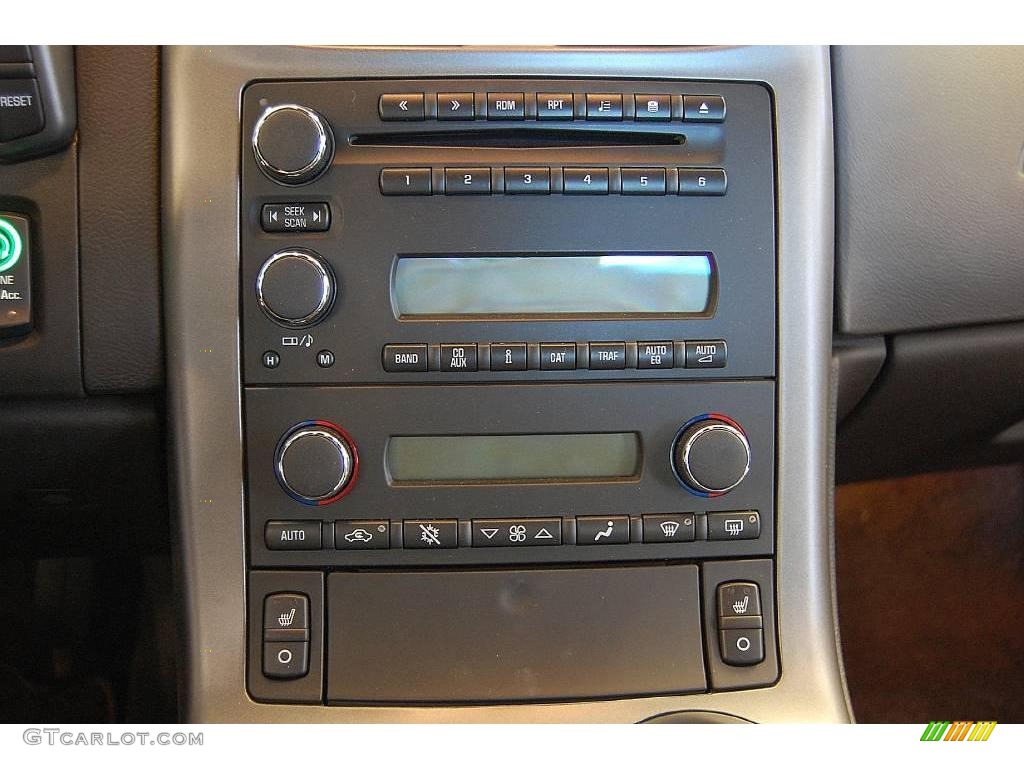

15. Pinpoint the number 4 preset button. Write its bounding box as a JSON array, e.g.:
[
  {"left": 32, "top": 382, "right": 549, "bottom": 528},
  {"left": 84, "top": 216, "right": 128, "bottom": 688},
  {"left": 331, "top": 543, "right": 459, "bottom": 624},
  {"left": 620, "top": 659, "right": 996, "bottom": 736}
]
[
  {"left": 380, "top": 168, "right": 431, "bottom": 195},
  {"left": 563, "top": 167, "right": 609, "bottom": 195}
]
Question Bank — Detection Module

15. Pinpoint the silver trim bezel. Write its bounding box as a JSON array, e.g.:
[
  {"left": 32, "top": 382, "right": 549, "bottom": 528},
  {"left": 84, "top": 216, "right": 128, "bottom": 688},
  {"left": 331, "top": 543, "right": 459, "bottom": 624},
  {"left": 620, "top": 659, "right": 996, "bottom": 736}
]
[
  {"left": 254, "top": 249, "right": 335, "bottom": 328},
  {"left": 680, "top": 423, "right": 752, "bottom": 494},
  {"left": 251, "top": 103, "right": 332, "bottom": 184},
  {"left": 275, "top": 427, "right": 353, "bottom": 502},
  {"left": 164, "top": 45, "right": 848, "bottom": 723}
]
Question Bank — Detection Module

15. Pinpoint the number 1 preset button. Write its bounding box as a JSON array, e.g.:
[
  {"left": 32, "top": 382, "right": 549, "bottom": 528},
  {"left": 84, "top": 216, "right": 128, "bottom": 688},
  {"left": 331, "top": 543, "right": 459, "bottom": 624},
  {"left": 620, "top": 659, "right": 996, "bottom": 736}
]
[{"left": 380, "top": 168, "right": 432, "bottom": 195}]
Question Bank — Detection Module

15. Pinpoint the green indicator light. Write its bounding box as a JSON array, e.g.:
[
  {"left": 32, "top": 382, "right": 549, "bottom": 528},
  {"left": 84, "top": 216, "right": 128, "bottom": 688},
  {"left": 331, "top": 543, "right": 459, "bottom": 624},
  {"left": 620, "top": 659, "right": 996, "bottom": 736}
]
[{"left": 0, "top": 217, "right": 23, "bottom": 274}]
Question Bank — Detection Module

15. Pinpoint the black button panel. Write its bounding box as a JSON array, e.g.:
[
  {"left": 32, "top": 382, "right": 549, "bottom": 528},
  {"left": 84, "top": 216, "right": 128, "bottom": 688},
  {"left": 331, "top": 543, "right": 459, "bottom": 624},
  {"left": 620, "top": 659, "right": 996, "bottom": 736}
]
[
  {"left": 715, "top": 580, "right": 765, "bottom": 666},
  {"left": 379, "top": 340, "right": 727, "bottom": 373},
  {"left": 262, "top": 592, "right": 310, "bottom": 679},
  {"left": 261, "top": 513, "right": 761, "bottom": 552},
  {"left": 379, "top": 166, "right": 729, "bottom": 197},
  {"left": 472, "top": 519, "right": 562, "bottom": 547},
  {"left": 372, "top": 90, "right": 727, "bottom": 123}
]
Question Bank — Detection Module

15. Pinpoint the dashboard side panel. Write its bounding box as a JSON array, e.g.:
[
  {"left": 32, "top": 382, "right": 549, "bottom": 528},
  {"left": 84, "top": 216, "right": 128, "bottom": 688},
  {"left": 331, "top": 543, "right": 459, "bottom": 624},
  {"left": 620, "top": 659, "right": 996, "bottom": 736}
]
[{"left": 163, "top": 45, "right": 848, "bottom": 722}]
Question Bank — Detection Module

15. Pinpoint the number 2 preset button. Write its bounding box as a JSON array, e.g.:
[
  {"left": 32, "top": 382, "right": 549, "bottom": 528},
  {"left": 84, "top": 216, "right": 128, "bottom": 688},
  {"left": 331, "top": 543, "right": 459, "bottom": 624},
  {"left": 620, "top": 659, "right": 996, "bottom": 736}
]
[
  {"left": 563, "top": 167, "right": 609, "bottom": 195},
  {"left": 504, "top": 167, "right": 551, "bottom": 194},
  {"left": 444, "top": 167, "right": 491, "bottom": 195},
  {"left": 380, "top": 168, "right": 432, "bottom": 195}
]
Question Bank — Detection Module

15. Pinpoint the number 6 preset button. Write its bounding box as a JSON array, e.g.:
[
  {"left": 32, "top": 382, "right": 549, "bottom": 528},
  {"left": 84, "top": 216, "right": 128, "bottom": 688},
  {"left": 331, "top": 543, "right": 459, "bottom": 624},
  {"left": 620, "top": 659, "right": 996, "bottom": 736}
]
[
  {"left": 504, "top": 167, "right": 551, "bottom": 194},
  {"left": 563, "top": 167, "right": 609, "bottom": 195},
  {"left": 444, "top": 167, "right": 492, "bottom": 195}
]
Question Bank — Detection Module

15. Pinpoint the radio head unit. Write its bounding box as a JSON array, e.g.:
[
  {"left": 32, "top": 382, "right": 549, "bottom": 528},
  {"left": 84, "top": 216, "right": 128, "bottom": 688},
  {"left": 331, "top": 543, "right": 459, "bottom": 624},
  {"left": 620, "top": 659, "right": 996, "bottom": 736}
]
[{"left": 239, "top": 76, "right": 780, "bottom": 705}]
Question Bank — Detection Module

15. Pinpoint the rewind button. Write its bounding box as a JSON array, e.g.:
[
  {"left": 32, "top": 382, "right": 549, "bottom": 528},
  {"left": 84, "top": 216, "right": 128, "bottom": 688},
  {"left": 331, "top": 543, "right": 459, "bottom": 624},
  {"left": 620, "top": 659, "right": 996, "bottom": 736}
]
[{"left": 472, "top": 518, "right": 562, "bottom": 547}]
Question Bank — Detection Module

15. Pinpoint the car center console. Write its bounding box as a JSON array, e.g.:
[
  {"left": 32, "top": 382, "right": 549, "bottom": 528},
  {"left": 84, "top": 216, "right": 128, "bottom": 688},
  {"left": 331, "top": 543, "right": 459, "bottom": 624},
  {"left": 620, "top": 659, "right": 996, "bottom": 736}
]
[{"left": 165, "top": 46, "right": 849, "bottom": 722}]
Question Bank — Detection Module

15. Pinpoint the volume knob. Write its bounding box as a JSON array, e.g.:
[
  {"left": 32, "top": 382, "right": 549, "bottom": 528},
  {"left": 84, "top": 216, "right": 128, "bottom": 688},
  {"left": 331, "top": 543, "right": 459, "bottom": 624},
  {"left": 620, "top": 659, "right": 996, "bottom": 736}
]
[
  {"left": 255, "top": 248, "right": 336, "bottom": 328},
  {"left": 275, "top": 423, "right": 357, "bottom": 505},
  {"left": 672, "top": 416, "right": 751, "bottom": 496},
  {"left": 252, "top": 104, "right": 334, "bottom": 185}
]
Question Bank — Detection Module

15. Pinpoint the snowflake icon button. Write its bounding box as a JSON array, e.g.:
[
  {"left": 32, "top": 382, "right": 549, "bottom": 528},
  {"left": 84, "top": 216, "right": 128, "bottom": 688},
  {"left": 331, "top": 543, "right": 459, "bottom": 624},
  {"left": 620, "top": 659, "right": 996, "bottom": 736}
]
[{"left": 402, "top": 519, "right": 458, "bottom": 549}]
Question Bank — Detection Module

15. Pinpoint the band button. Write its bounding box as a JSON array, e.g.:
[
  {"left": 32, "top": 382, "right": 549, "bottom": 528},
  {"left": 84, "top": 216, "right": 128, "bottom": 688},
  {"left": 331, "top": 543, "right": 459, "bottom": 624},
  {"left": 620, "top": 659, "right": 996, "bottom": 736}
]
[{"left": 382, "top": 343, "right": 428, "bottom": 372}]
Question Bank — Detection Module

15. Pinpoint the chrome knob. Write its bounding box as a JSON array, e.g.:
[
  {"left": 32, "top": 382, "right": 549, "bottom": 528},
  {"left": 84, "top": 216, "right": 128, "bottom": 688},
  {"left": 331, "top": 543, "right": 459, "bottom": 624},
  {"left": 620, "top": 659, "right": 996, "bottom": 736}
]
[
  {"left": 275, "top": 423, "right": 356, "bottom": 504},
  {"left": 252, "top": 104, "right": 334, "bottom": 185},
  {"left": 672, "top": 417, "right": 751, "bottom": 495},
  {"left": 255, "top": 248, "right": 336, "bottom": 328}
]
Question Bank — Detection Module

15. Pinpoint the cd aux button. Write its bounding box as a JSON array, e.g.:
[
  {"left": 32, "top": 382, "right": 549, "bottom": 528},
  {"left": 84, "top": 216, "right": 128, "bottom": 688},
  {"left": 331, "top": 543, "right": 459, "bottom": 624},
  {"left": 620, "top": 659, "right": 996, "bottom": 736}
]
[
  {"left": 440, "top": 343, "right": 478, "bottom": 372},
  {"left": 382, "top": 343, "right": 428, "bottom": 372}
]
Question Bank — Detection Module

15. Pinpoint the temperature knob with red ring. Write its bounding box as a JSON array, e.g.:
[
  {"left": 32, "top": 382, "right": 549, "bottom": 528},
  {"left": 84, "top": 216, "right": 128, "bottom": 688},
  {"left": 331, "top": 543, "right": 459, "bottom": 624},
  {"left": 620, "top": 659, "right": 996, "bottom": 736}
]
[
  {"left": 274, "top": 421, "right": 358, "bottom": 505},
  {"left": 671, "top": 414, "right": 751, "bottom": 496}
]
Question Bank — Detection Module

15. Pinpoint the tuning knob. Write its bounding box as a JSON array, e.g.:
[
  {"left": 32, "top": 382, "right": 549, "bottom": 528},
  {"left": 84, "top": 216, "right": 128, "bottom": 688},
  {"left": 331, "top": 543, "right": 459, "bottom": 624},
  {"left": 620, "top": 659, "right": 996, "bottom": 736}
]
[
  {"left": 256, "top": 248, "right": 336, "bottom": 328},
  {"left": 252, "top": 104, "right": 334, "bottom": 185},
  {"left": 275, "top": 422, "right": 357, "bottom": 505},
  {"left": 672, "top": 415, "right": 751, "bottom": 496}
]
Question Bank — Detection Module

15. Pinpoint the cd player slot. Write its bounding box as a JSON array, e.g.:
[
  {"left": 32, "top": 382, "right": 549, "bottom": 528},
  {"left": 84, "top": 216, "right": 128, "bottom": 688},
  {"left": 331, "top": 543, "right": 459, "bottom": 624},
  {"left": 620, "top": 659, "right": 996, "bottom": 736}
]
[{"left": 351, "top": 128, "right": 686, "bottom": 149}]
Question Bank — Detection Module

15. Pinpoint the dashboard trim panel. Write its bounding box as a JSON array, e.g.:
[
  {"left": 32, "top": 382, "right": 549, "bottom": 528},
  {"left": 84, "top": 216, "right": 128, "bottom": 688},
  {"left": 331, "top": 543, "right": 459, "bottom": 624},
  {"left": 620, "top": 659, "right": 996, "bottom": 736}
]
[{"left": 163, "top": 44, "right": 848, "bottom": 722}]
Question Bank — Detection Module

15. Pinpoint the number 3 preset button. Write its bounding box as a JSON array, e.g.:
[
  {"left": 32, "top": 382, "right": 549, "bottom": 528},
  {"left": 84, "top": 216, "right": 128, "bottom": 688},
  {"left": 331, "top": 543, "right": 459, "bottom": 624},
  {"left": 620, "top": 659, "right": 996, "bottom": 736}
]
[{"left": 504, "top": 167, "right": 551, "bottom": 194}]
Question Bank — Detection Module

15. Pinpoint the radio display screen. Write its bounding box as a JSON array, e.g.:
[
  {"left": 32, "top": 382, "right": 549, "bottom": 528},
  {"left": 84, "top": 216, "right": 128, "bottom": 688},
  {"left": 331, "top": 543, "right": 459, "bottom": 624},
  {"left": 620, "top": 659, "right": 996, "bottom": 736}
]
[
  {"left": 392, "top": 253, "right": 714, "bottom": 318},
  {"left": 386, "top": 433, "right": 641, "bottom": 483}
]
